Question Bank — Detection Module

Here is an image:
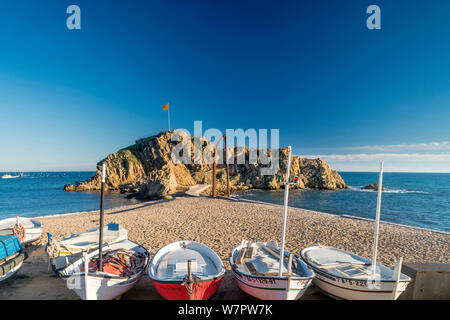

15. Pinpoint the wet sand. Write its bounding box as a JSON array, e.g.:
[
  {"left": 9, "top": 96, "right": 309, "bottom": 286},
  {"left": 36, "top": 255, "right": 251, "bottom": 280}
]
[{"left": 1, "top": 195, "right": 448, "bottom": 300}]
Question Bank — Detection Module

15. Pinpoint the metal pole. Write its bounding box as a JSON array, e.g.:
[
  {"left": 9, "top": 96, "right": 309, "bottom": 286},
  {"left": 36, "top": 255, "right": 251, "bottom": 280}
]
[
  {"left": 371, "top": 161, "right": 384, "bottom": 277},
  {"left": 83, "top": 252, "right": 90, "bottom": 300},
  {"left": 168, "top": 106, "right": 171, "bottom": 131},
  {"left": 212, "top": 161, "right": 216, "bottom": 197},
  {"left": 278, "top": 146, "right": 292, "bottom": 277},
  {"left": 98, "top": 163, "right": 106, "bottom": 272},
  {"left": 212, "top": 134, "right": 227, "bottom": 198},
  {"left": 225, "top": 135, "right": 230, "bottom": 197}
]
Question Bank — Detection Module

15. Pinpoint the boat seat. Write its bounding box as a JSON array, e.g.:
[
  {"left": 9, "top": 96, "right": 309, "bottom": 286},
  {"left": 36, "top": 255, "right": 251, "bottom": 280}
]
[
  {"left": 157, "top": 248, "right": 218, "bottom": 280},
  {"left": 245, "top": 261, "right": 258, "bottom": 275},
  {"left": 305, "top": 249, "right": 365, "bottom": 267},
  {"left": 336, "top": 265, "right": 370, "bottom": 277},
  {"left": 244, "top": 246, "right": 254, "bottom": 259}
]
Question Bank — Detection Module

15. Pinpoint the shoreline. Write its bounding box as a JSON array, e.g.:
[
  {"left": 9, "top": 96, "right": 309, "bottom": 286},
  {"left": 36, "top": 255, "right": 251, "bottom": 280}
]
[
  {"left": 232, "top": 196, "right": 450, "bottom": 236},
  {"left": 31, "top": 194, "right": 450, "bottom": 236}
]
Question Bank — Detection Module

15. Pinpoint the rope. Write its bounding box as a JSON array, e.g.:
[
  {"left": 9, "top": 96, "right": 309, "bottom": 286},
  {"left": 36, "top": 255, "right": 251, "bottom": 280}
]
[
  {"left": 45, "top": 238, "right": 61, "bottom": 259},
  {"left": 183, "top": 273, "right": 201, "bottom": 299},
  {"left": 82, "top": 249, "right": 146, "bottom": 277},
  {"left": 12, "top": 223, "right": 26, "bottom": 243}
]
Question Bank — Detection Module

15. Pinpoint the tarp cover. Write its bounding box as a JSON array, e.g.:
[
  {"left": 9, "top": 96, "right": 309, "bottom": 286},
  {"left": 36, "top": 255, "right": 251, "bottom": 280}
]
[{"left": 0, "top": 235, "right": 23, "bottom": 261}]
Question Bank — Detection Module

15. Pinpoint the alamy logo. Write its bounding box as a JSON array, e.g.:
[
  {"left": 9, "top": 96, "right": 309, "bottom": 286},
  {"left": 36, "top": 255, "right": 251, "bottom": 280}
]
[
  {"left": 366, "top": 5, "right": 381, "bottom": 30},
  {"left": 66, "top": 5, "right": 81, "bottom": 30},
  {"left": 171, "top": 121, "right": 280, "bottom": 175}
]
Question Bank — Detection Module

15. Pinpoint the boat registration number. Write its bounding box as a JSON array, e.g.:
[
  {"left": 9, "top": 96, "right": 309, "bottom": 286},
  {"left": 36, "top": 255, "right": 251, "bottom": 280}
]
[
  {"left": 244, "top": 275, "right": 276, "bottom": 285},
  {"left": 336, "top": 278, "right": 367, "bottom": 287}
]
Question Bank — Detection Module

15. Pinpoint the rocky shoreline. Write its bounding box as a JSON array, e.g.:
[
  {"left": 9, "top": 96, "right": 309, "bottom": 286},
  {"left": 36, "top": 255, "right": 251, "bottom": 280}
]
[{"left": 64, "top": 131, "right": 347, "bottom": 199}]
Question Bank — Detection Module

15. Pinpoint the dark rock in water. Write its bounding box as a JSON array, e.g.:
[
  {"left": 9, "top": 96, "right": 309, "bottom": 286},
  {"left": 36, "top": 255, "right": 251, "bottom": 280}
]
[
  {"left": 362, "top": 183, "right": 385, "bottom": 191},
  {"left": 63, "top": 131, "right": 347, "bottom": 199}
]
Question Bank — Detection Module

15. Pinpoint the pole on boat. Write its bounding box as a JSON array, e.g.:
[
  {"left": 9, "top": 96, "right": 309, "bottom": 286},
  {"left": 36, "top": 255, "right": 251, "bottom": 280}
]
[
  {"left": 286, "top": 253, "right": 293, "bottom": 293},
  {"left": 98, "top": 163, "right": 106, "bottom": 272},
  {"left": 278, "top": 146, "right": 292, "bottom": 277},
  {"left": 83, "top": 252, "right": 91, "bottom": 300},
  {"left": 187, "top": 259, "right": 193, "bottom": 299},
  {"left": 370, "top": 161, "right": 384, "bottom": 278},
  {"left": 392, "top": 257, "right": 403, "bottom": 299}
]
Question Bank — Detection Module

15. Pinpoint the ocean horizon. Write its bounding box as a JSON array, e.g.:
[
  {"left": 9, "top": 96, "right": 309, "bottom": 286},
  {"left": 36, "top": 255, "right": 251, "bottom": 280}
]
[{"left": 0, "top": 171, "right": 449, "bottom": 233}]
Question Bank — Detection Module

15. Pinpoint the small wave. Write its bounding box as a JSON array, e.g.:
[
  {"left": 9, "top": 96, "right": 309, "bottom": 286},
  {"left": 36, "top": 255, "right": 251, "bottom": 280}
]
[{"left": 348, "top": 186, "right": 429, "bottom": 194}]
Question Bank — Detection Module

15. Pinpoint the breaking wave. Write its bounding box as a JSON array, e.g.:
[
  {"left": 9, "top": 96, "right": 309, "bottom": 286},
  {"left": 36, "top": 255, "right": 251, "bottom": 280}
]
[{"left": 348, "top": 186, "right": 429, "bottom": 194}]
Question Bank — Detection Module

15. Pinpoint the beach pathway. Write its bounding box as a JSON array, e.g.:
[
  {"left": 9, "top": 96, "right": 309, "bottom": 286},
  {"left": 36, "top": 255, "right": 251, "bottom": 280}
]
[{"left": 185, "top": 184, "right": 210, "bottom": 197}]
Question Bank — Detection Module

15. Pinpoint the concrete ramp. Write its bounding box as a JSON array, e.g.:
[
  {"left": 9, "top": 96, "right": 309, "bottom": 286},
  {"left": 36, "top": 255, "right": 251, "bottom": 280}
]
[{"left": 185, "top": 184, "right": 210, "bottom": 197}]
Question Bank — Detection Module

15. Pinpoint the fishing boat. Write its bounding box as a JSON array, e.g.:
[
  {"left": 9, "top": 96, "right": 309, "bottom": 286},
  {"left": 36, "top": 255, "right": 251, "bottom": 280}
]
[
  {"left": 230, "top": 146, "right": 315, "bottom": 300},
  {"left": 300, "top": 162, "right": 411, "bottom": 300},
  {"left": 45, "top": 223, "right": 128, "bottom": 274},
  {"left": 60, "top": 239, "right": 149, "bottom": 300},
  {"left": 0, "top": 235, "right": 28, "bottom": 283},
  {"left": 230, "top": 240, "right": 315, "bottom": 300},
  {"left": 148, "top": 240, "right": 226, "bottom": 300},
  {"left": 0, "top": 216, "right": 42, "bottom": 245},
  {"left": 57, "top": 164, "right": 149, "bottom": 300},
  {"left": 1, "top": 174, "right": 20, "bottom": 179}
]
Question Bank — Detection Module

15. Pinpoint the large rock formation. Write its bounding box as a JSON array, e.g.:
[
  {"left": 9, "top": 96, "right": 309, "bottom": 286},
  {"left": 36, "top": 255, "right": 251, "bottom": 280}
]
[{"left": 64, "top": 131, "right": 347, "bottom": 198}]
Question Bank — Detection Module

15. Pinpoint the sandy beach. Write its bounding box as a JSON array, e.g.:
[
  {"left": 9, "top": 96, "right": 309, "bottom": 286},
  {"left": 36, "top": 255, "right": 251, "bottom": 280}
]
[{"left": 1, "top": 195, "right": 449, "bottom": 300}]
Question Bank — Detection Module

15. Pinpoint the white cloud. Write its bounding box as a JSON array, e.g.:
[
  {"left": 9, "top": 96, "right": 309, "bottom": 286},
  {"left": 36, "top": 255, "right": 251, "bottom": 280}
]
[
  {"left": 304, "top": 153, "right": 450, "bottom": 162},
  {"left": 344, "top": 141, "right": 450, "bottom": 152}
]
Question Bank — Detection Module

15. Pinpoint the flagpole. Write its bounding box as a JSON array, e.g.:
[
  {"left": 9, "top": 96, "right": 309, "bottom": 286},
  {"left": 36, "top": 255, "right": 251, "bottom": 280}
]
[{"left": 168, "top": 105, "right": 171, "bottom": 131}]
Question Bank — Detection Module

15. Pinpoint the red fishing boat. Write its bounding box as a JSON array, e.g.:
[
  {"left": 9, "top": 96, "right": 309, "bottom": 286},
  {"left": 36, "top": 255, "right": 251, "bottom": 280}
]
[{"left": 148, "top": 240, "right": 225, "bottom": 300}]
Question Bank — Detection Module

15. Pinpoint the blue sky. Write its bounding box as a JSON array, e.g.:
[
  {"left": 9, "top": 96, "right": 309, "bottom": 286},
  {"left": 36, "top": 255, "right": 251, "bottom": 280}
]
[{"left": 0, "top": 0, "right": 449, "bottom": 172}]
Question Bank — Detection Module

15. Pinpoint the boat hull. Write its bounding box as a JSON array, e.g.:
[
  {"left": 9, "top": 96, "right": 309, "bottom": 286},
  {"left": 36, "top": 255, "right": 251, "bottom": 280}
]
[
  {"left": 231, "top": 267, "right": 312, "bottom": 300},
  {"left": 312, "top": 268, "right": 409, "bottom": 300},
  {"left": 229, "top": 243, "right": 315, "bottom": 300},
  {"left": 300, "top": 245, "right": 411, "bottom": 300},
  {"left": 67, "top": 272, "right": 145, "bottom": 300},
  {"left": 0, "top": 218, "right": 42, "bottom": 246},
  {"left": 151, "top": 277, "right": 224, "bottom": 300},
  {"left": 0, "top": 251, "right": 26, "bottom": 283},
  {"left": 148, "top": 240, "right": 226, "bottom": 300},
  {"left": 62, "top": 240, "right": 149, "bottom": 300}
]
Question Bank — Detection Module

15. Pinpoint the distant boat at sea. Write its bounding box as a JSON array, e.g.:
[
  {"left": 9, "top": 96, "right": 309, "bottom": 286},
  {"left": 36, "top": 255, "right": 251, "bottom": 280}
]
[{"left": 1, "top": 173, "right": 20, "bottom": 179}]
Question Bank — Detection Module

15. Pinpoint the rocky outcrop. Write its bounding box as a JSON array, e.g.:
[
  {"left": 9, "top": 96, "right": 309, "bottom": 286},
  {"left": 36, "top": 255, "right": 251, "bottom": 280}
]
[
  {"left": 64, "top": 131, "right": 347, "bottom": 198},
  {"left": 362, "top": 183, "right": 385, "bottom": 191}
]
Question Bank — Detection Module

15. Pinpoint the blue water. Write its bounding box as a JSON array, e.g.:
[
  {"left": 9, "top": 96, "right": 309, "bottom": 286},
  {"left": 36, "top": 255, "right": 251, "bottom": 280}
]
[
  {"left": 236, "top": 172, "right": 450, "bottom": 233},
  {"left": 0, "top": 172, "right": 140, "bottom": 219},
  {"left": 0, "top": 172, "right": 449, "bottom": 233}
]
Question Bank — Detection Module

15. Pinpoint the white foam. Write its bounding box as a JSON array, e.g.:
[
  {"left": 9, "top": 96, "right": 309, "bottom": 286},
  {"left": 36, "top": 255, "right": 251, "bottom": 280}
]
[{"left": 348, "top": 186, "right": 429, "bottom": 194}]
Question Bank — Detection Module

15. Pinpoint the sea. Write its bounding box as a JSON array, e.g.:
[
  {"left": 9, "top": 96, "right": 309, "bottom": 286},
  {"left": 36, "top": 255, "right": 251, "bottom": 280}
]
[{"left": 0, "top": 172, "right": 449, "bottom": 233}]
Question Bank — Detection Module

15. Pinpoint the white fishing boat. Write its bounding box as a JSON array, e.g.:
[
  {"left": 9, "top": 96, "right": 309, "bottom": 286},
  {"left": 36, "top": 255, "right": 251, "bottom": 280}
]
[
  {"left": 0, "top": 216, "right": 42, "bottom": 245},
  {"left": 230, "top": 240, "right": 315, "bottom": 300},
  {"left": 61, "top": 239, "right": 149, "bottom": 300},
  {"left": 230, "top": 146, "right": 315, "bottom": 300},
  {"left": 148, "top": 240, "right": 226, "bottom": 300},
  {"left": 45, "top": 223, "right": 128, "bottom": 273},
  {"left": 0, "top": 235, "right": 28, "bottom": 283},
  {"left": 300, "top": 162, "right": 412, "bottom": 300},
  {"left": 57, "top": 164, "right": 149, "bottom": 300},
  {"left": 1, "top": 174, "right": 20, "bottom": 179}
]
